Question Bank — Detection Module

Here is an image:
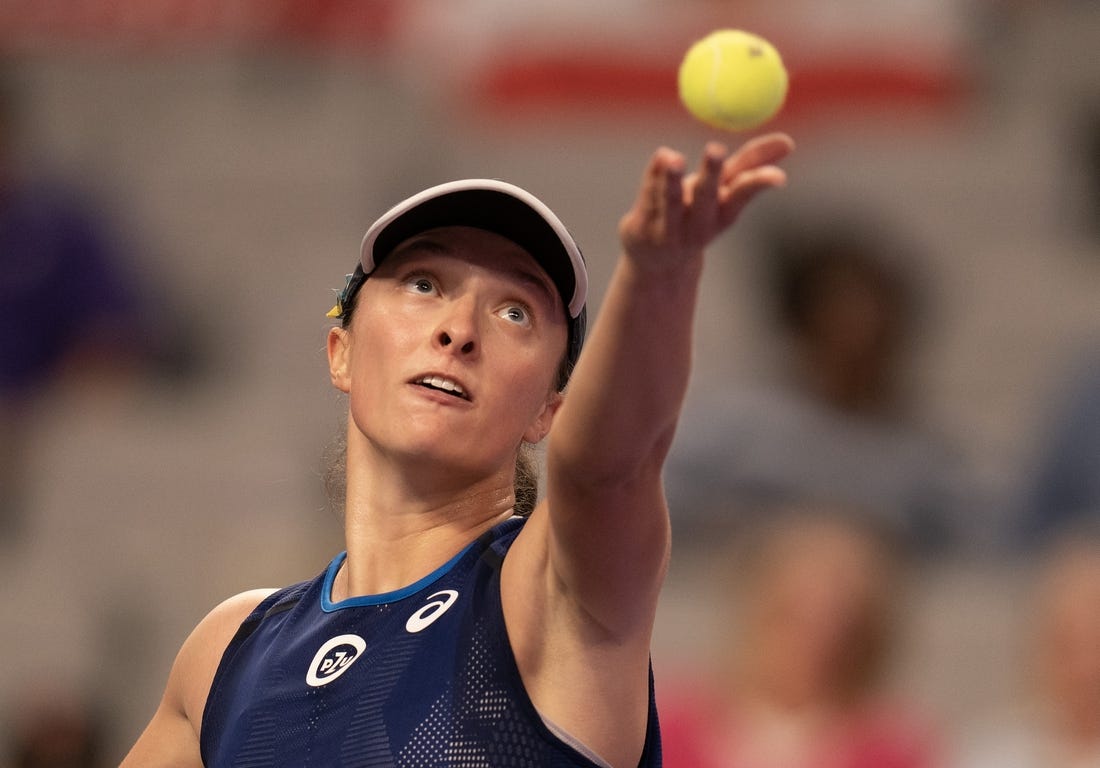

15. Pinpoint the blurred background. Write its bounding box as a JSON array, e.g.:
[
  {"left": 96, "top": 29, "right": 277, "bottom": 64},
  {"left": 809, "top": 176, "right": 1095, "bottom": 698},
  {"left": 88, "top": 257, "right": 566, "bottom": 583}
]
[{"left": 1, "top": 0, "right": 1098, "bottom": 765}]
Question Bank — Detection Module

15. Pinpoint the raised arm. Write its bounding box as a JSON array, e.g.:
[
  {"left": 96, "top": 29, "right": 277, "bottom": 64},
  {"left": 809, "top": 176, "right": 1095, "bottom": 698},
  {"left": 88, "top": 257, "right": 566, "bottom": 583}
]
[
  {"left": 545, "top": 134, "right": 793, "bottom": 629},
  {"left": 503, "top": 134, "right": 793, "bottom": 767}
]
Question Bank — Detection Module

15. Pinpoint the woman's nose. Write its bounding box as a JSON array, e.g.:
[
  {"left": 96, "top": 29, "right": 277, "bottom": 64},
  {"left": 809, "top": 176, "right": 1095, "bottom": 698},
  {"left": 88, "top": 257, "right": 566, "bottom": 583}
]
[{"left": 435, "top": 299, "right": 479, "bottom": 356}]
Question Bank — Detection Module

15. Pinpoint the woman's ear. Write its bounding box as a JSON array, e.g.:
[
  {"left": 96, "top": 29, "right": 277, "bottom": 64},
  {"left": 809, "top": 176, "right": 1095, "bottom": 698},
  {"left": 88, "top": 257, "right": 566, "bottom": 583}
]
[
  {"left": 327, "top": 327, "right": 351, "bottom": 393},
  {"left": 523, "top": 390, "right": 564, "bottom": 444}
]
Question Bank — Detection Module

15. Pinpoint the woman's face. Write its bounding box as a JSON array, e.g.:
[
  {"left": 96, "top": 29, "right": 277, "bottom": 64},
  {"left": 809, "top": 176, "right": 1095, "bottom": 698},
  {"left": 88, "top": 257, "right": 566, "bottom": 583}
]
[{"left": 329, "top": 226, "right": 569, "bottom": 481}]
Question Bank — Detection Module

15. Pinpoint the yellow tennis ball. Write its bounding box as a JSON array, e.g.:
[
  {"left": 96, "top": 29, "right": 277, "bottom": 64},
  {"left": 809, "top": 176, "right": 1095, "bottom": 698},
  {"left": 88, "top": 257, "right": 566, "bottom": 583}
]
[{"left": 678, "top": 29, "right": 789, "bottom": 132}]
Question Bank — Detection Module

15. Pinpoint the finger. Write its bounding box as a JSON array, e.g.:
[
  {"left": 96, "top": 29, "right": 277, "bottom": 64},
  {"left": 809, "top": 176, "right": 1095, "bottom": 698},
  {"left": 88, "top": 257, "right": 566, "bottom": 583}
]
[
  {"left": 621, "top": 147, "right": 685, "bottom": 247},
  {"left": 682, "top": 142, "right": 729, "bottom": 243},
  {"left": 720, "top": 132, "right": 795, "bottom": 184},
  {"left": 717, "top": 166, "right": 788, "bottom": 229},
  {"left": 630, "top": 150, "right": 673, "bottom": 222},
  {"left": 684, "top": 141, "right": 727, "bottom": 207},
  {"left": 633, "top": 150, "right": 666, "bottom": 221},
  {"left": 658, "top": 148, "right": 687, "bottom": 240}
]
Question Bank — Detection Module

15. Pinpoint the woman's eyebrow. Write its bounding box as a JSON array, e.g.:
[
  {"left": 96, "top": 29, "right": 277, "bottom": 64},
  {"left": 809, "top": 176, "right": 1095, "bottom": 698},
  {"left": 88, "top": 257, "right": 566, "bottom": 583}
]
[
  {"left": 501, "top": 265, "right": 557, "bottom": 310},
  {"left": 387, "top": 235, "right": 454, "bottom": 261}
]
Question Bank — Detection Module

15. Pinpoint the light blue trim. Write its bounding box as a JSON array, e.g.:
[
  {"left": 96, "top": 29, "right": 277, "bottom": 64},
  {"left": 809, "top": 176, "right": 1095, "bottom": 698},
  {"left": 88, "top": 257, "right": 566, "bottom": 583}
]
[{"left": 320, "top": 541, "right": 477, "bottom": 613}]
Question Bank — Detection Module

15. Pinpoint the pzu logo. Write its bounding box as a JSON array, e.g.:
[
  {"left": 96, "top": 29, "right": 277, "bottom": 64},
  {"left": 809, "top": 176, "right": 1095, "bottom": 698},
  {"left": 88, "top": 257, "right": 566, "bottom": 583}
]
[{"left": 306, "top": 634, "right": 366, "bottom": 687}]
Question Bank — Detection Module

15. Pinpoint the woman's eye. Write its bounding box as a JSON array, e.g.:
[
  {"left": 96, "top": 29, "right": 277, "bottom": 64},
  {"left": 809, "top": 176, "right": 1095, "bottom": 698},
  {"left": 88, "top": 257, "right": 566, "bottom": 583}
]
[
  {"left": 500, "top": 305, "right": 530, "bottom": 325},
  {"left": 406, "top": 276, "right": 436, "bottom": 295}
]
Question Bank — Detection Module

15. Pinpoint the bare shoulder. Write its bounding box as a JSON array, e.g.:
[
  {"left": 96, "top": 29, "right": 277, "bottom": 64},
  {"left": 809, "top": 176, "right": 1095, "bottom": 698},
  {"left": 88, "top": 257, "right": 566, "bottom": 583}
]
[
  {"left": 120, "top": 588, "right": 276, "bottom": 767},
  {"left": 178, "top": 590, "right": 276, "bottom": 713}
]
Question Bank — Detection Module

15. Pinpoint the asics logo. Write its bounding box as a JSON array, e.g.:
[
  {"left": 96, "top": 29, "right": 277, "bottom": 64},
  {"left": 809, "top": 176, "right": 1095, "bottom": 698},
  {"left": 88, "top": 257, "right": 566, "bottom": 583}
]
[
  {"left": 306, "top": 634, "right": 366, "bottom": 687},
  {"left": 405, "top": 590, "right": 460, "bottom": 633}
]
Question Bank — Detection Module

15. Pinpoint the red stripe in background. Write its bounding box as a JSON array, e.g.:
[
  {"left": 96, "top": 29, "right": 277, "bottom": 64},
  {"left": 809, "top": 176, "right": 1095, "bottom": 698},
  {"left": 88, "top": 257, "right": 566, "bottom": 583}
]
[{"left": 469, "top": 50, "right": 972, "bottom": 125}]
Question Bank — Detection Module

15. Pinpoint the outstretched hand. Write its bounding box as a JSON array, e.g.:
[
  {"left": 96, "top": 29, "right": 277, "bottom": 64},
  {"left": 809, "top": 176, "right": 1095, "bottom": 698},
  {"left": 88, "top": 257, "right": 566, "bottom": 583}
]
[{"left": 618, "top": 133, "right": 795, "bottom": 270}]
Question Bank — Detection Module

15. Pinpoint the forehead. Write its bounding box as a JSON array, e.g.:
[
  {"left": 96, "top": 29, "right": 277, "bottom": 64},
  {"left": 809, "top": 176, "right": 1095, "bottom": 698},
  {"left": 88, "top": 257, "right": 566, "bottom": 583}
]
[{"left": 383, "top": 225, "right": 560, "bottom": 303}]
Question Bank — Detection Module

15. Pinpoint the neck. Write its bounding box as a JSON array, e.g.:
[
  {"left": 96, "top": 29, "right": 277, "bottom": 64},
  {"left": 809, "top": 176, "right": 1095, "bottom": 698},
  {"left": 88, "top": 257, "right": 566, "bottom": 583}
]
[{"left": 333, "top": 435, "right": 517, "bottom": 599}]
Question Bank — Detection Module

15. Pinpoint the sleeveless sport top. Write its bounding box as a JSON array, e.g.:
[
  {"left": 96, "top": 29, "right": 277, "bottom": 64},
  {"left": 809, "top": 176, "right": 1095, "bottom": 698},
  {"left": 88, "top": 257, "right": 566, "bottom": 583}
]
[{"left": 200, "top": 517, "right": 662, "bottom": 767}]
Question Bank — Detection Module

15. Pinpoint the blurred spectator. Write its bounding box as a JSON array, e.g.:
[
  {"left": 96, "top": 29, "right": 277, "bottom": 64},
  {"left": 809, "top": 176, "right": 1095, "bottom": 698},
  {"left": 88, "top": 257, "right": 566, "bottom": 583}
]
[
  {"left": 666, "top": 214, "right": 973, "bottom": 556},
  {"left": 1018, "top": 351, "right": 1100, "bottom": 550},
  {"left": 660, "top": 510, "right": 936, "bottom": 768},
  {"left": 0, "top": 63, "right": 190, "bottom": 544},
  {"left": 954, "top": 528, "right": 1100, "bottom": 768}
]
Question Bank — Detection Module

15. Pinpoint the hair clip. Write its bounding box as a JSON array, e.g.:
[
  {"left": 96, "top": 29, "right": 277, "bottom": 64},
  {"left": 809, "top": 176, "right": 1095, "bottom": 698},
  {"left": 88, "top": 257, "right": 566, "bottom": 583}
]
[{"left": 326, "top": 271, "right": 361, "bottom": 319}]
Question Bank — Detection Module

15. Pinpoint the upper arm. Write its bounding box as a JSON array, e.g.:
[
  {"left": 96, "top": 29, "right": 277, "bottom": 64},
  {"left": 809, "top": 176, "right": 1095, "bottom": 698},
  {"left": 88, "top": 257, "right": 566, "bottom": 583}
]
[
  {"left": 120, "top": 589, "right": 275, "bottom": 768},
  {"left": 541, "top": 455, "right": 672, "bottom": 636},
  {"left": 529, "top": 259, "right": 686, "bottom": 639}
]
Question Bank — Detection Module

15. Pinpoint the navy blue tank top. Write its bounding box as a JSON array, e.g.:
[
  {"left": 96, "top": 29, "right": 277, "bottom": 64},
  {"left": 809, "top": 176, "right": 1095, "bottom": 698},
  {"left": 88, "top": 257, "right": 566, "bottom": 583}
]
[{"left": 200, "top": 517, "right": 662, "bottom": 767}]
